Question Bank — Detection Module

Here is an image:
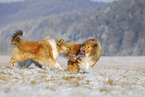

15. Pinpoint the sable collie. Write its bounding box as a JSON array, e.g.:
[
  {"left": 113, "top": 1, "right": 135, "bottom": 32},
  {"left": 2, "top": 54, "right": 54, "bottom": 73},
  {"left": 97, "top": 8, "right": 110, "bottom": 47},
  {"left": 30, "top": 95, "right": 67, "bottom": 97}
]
[
  {"left": 66, "top": 39, "right": 102, "bottom": 72},
  {"left": 17, "top": 36, "right": 54, "bottom": 68},
  {"left": 8, "top": 30, "right": 70, "bottom": 71}
]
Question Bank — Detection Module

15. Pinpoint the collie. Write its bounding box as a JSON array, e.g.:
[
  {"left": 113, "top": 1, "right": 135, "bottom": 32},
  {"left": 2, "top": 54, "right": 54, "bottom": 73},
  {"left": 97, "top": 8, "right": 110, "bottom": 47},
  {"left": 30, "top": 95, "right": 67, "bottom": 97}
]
[
  {"left": 8, "top": 30, "right": 70, "bottom": 71},
  {"left": 17, "top": 36, "right": 53, "bottom": 68},
  {"left": 66, "top": 39, "right": 102, "bottom": 72}
]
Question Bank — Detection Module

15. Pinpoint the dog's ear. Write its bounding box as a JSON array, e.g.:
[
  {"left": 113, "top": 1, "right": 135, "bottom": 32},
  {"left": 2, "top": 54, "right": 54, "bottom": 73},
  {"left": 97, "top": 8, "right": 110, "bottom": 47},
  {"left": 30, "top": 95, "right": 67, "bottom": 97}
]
[
  {"left": 81, "top": 44, "right": 85, "bottom": 47},
  {"left": 57, "top": 39, "right": 64, "bottom": 46},
  {"left": 59, "top": 39, "right": 64, "bottom": 43},
  {"left": 93, "top": 43, "right": 97, "bottom": 47},
  {"left": 92, "top": 39, "right": 99, "bottom": 47}
]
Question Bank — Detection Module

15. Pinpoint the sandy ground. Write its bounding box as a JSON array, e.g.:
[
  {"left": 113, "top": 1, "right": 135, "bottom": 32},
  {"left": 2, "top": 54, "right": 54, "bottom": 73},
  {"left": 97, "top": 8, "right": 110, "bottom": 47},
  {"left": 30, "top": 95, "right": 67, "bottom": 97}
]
[{"left": 0, "top": 55, "right": 145, "bottom": 97}]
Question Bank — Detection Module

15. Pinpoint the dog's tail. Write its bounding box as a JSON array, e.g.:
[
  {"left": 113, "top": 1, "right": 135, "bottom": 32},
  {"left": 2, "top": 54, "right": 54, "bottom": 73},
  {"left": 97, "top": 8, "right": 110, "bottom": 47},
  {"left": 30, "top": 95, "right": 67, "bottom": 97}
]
[{"left": 11, "top": 30, "right": 24, "bottom": 45}]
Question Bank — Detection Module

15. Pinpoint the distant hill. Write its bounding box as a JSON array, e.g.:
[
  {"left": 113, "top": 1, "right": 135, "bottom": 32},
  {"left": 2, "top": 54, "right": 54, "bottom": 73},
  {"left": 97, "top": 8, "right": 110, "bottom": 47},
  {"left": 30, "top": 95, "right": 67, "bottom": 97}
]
[
  {"left": 0, "top": 0, "right": 105, "bottom": 27},
  {"left": 0, "top": 0, "right": 145, "bottom": 56}
]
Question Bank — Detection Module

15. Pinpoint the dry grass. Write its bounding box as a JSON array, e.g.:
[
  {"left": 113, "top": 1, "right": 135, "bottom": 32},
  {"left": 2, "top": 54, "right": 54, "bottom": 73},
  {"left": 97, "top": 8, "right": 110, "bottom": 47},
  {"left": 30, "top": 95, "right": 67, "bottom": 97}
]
[{"left": 0, "top": 56, "right": 145, "bottom": 97}]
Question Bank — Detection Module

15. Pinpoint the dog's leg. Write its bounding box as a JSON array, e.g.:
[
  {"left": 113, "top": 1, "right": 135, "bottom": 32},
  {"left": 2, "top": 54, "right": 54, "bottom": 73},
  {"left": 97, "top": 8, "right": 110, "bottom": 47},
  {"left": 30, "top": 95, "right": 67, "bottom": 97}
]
[
  {"left": 8, "top": 57, "right": 15, "bottom": 66},
  {"left": 53, "top": 62, "right": 64, "bottom": 71},
  {"left": 39, "top": 57, "right": 64, "bottom": 71},
  {"left": 13, "top": 62, "right": 16, "bottom": 66},
  {"left": 47, "top": 58, "right": 64, "bottom": 71},
  {"left": 8, "top": 56, "right": 28, "bottom": 67}
]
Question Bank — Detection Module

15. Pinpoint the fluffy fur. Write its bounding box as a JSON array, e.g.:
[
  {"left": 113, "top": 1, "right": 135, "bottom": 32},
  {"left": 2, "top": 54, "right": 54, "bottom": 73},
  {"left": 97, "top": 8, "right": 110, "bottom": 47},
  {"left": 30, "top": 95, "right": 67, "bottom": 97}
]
[
  {"left": 8, "top": 30, "right": 70, "bottom": 71},
  {"left": 66, "top": 39, "right": 102, "bottom": 72},
  {"left": 17, "top": 36, "right": 53, "bottom": 68}
]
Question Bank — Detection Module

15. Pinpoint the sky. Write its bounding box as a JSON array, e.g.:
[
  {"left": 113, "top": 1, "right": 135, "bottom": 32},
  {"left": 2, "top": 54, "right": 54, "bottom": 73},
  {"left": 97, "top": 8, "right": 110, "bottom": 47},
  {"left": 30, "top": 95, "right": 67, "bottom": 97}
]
[
  {"left": 91, "top": 0, "right": 114, "bottom": 2},
  {"left": 0, "top": 0, "right": 114, "bottom": 3},
  {"left": 0, "top": 0, "right": 24, "bottom": 3}
]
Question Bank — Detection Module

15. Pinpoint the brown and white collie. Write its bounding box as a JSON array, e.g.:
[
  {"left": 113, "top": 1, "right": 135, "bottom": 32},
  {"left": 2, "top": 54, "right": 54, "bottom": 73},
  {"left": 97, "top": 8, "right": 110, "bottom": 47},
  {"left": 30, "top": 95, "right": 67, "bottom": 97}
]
[
  {"left": 8, "top": 30, "right": 70, "bottom": 71},
  {"left": 66, "top": 39, "right": 102, "bottom": 72}
]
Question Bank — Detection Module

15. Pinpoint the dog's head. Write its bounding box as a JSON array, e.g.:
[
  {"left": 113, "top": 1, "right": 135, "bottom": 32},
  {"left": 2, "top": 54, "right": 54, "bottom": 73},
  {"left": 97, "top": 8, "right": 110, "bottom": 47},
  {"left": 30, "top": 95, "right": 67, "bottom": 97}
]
[
  {"left": 81, "top": 39, "right": 98, "bottom": 56},
  {"left": 66, "top": 40, "right": 75, "bottom": 47},
  {"left": 57, "top": 39, "right": 70, "bottom": 54}
]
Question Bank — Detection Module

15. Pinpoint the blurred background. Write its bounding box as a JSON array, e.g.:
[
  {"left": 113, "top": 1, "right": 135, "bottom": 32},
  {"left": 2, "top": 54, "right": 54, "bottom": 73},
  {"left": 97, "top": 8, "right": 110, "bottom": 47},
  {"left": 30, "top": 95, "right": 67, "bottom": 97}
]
[{"left": 0, "top": 0, "right": 144, "bottom": 56}]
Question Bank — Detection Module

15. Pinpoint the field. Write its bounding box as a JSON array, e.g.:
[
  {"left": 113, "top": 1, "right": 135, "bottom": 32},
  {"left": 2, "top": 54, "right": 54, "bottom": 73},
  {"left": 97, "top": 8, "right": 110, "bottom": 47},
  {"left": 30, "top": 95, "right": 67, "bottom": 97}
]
[{"left": 0, "top": 55, "right": 145, "bottom": 97}]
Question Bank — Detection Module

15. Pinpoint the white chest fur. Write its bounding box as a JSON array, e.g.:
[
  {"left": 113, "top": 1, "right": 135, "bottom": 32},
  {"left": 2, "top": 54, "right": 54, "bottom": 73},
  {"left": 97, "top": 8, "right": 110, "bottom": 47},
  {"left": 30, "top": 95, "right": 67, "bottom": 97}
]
[
  {"left": 47, "top": 39, "right": 59, "bottom": 59},
  {"left": 78, "top": 56, "right": 94, "bottom": 71}
]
